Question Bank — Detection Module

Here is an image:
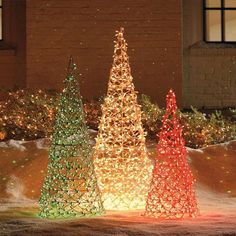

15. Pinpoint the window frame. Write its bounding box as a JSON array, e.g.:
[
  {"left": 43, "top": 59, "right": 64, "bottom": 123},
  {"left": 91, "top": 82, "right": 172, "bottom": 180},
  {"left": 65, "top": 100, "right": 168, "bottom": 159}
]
[
  {"left": 203, "top": 0, "right": 236, "bottom": 43},
  {"left": 0, "top": 0, "right": 2, "bottom": 41}
]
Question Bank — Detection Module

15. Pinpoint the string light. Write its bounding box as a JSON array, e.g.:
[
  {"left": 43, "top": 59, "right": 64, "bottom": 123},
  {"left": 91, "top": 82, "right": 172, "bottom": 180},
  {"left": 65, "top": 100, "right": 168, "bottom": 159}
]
[
  {"left": 144, "top": 89, "right": 199, "bottom": 219},
  {"left": 0, "top": 89, "right": 57, "bottom": 141},
  {"left": 93, "top": 28, "right": 153, "bottom": 210},
  {"left": 39, "top": 56, "right": 104, "bottom": 219},
  {"left": 0, "top": 90, "right": 235, "bottom": 148}
]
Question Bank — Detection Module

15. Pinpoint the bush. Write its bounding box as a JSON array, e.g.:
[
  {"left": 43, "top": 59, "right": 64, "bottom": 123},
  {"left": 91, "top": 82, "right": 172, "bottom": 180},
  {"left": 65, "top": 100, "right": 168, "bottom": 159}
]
[
  {"left": 138, "top": 95, "right": 236, "bottom": 148},
  {"left": 0, "top": 90, "right": 235, "bottom": 148},
  {"left": 0, "top": 90, "right": 58, "bottom": 140}
]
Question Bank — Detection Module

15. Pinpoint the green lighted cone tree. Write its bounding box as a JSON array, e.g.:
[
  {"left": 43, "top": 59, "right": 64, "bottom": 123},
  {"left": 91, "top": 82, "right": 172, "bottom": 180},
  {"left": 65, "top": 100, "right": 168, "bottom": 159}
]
[
  {"left": 93, "top": 28, "right": 153, "bottom": 210},
  {"left": 39, "top": 56, "right": 104, "bottom": 218}
]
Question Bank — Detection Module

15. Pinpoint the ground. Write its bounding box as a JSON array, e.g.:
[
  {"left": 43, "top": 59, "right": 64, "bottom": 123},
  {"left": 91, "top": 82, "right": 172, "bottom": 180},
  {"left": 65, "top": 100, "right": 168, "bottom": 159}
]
[{"left": 0, "top": 136, "right": 236, "bottom": 235}]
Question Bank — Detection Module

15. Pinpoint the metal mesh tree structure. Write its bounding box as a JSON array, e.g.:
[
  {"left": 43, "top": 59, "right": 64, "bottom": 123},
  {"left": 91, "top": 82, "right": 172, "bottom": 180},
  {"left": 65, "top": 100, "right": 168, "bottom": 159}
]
[
  {"left": 93, "top": 28, "right": 152, "bottom": 210},
  {"left": 144, "top": 89, "right": 199, "bottom": 219},
  {"left": 39, "top": 57, "right": 104, "bottom": 219}
]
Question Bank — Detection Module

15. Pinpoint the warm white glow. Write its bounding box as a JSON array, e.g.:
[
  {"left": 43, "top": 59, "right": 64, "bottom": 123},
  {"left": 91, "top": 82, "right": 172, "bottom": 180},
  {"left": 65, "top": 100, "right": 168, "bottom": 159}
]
[{"left": 93, "top": 28, "right": 153, "bottom": 210}]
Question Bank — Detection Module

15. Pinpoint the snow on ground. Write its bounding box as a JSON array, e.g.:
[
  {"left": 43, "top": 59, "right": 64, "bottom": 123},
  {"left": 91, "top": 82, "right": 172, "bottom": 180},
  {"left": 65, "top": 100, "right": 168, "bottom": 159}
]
[{"left": 0, "top": 138, "right": 235, "bottom": 235}]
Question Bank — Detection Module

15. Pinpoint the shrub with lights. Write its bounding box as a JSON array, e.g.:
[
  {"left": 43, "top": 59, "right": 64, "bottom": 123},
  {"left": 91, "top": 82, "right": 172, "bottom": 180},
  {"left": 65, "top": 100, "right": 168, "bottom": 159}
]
[
  {"left": 0, "top": 82, "right": 235, "bottom": 148},
  {"left": 0, "top": 89, "right": 57, "bottom": 140},
  {"left": 39, "top": 57, "right": 104, "bottom": 219},
  {"left": 144, "top": 89, "right": 199, "bottom": 219},
  {"left": 139, "top": 95, "right": 236, "bottom": 148},
  {"left": 93, "top": 28, "right": 152, "bottom": 210}
]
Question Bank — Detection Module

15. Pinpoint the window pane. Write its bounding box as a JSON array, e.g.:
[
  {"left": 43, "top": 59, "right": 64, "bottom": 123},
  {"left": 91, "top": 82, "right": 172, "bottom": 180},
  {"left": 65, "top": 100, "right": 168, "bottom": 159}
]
[
  {"left": 0, "top": 9, "right": 2, "bottom": 40},
  {"left": 206, "top": 0, "right": 221, "bottom": 7},
  {"left": 225, "top": 10, "right": 236, "bottom": 41},
  {"left": 206, "top": 10, "right": 222, "bottom": 41},
  {"left": 225, "top": 0, "right": 236, "bottom": 8}
]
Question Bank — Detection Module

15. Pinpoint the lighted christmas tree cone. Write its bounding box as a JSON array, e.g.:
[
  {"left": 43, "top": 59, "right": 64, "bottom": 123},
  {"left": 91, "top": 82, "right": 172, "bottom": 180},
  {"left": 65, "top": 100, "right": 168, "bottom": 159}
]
[
  {"left": 39, "top": 56, "right": 104, "bottom": 219},
  {"left": 144, "top": 89, "right": 199, "bottom": 219},
  {"left": 93, "top": 28, "right": 153, "bottom": 210}
]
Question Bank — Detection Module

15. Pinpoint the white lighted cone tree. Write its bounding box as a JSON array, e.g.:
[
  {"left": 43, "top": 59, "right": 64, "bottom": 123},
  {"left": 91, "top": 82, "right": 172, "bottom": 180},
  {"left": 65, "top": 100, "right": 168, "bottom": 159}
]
[
  {"left": 39, "top": 56, "right": 104, "bottom": 218},
  {"left": 93, "top": 28, "right": 152, "bottom": 210}
]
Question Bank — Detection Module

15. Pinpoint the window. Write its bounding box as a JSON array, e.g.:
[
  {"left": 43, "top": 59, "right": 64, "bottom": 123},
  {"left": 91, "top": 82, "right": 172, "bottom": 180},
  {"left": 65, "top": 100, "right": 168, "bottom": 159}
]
[
  {"left": 203, "top": 0, "right": 236, "bottom": 42},
  {"left": 0, "top": 0, "right": 2, "bottom": 40}
]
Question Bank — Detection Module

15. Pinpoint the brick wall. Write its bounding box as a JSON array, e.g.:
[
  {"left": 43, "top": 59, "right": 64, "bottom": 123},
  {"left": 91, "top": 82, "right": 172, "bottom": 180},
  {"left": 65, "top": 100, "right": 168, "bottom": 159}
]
[
  {"left": 26, "top": 0, "right": 182, "bottom": 107},
  {"left": 0, "top": 0, "right": 26, "bottom": 91},
  {"left": 183, "top": 0, "right": 236, "bottom": 109},
  {"left": 184, "top": 46, "right": 236, "bottom": 108}
]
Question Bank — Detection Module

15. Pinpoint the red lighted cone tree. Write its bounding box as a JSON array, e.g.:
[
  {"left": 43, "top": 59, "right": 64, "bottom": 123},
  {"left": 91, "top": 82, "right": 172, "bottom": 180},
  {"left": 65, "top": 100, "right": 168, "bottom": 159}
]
[
  {"left": 93, "top": 28, "right": 152, "bottom": 210},
  {"left": 144, "top": 89, "right": 198, "bottom": 219}
]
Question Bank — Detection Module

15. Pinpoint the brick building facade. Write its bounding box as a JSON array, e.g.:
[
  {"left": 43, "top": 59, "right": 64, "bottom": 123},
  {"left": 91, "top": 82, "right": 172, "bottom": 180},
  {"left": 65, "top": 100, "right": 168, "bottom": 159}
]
[{"left": 0, "top": 0, "right": 236, "bottom": 108}]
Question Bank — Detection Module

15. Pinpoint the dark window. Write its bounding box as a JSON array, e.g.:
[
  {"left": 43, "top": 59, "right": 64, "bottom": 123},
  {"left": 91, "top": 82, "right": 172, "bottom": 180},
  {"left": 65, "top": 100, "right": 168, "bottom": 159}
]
[
  {"left": 0, "top": 0, "right": 2, "bottom": 40},
  {"left": 203, "top": 0, "right": 236, "bottom": 42}
]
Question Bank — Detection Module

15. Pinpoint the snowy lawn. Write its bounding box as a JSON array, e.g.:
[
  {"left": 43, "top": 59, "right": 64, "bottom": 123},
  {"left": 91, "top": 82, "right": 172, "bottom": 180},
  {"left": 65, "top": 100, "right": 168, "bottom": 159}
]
[{"left": 0, "top": 138, "right": 235, "bottom": 235}]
